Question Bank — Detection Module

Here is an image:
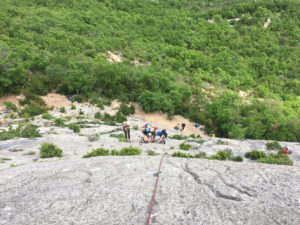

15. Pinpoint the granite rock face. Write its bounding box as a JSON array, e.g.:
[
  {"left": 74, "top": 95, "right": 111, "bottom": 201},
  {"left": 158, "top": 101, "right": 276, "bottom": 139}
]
[
  {"left": 0, "top": 105, "right": 300, "bottom": 225},
  {"left": 0, "top": 156, "right": 299, "bottom": 225}
]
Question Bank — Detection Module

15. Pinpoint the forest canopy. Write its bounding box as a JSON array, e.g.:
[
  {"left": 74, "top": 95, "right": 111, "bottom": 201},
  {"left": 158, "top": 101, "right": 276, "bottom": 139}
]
[{"left": 0, "top": 0, "right": 299, "bottom": 141}]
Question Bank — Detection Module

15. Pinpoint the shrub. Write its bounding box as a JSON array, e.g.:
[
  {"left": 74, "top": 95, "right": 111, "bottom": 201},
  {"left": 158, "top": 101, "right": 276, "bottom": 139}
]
[
  {"left": 209, "top": 151, "right": 228, "bottom": 160},
  {"left": 90, "top": 97, "right": 100, "bottom": 105},
  {"left": 71, "top": 104, "right": 76, "bottom": 110},
  {"left": 266, "top": 141, "right": 282, "bottom": 150},
  {"left": 40, "top": 142, "right": 62, "bottom": 158},
  {"left": 79, "top": 109, "right": 84, "bottom": 115},
  {"left": 3, "top": 101, "right": 17, "bottom": 112},
  {"left": 117, "top": 146, "right": 141, "bottom": 155},
  {"left": 59, "top": 107, "right": 66, "bottom": 113},
  {"left": 147, "top": 150, "right": 157, "bottom": 156},
  {"left": 19, "top": 101, "right": 48, "bottom": 117},
  {"left": 133, "top": 125, "right": 138, "bottom": 130},
  {"left": 97, "top": 103, "right": 104, "bottom": 110},
  {"left": 194, "top": 152, "right": 206, "bottom": 158},
  {"left": 0, "top": 124, "right": 41, "bottom": 140},
  {"left": 179, "top": 142, "right": 191, "bottom": 150},
  {"left": 172, "top": 151, "right": 194, "bottom": 158},
  {"left": 257, "top": 153, "right": 293, "bottom": 166},
  {"left": 19, "top": 92, "right": 46, "bottom": 106},
  {"left": 119, "top": 104, "right": 135, "bottom": 116},
  {"left": 245, "top": 150, "right": 266, "bottom": 160},
  {"left": 115, "top": 111, "right": 127, "bottom": 123},
  {"left": 110, "top": 133, "right": 126, "bottom": 142},
  {"left": 42, "top": 113, "right": 53, "bottom": 120},
  {"left": 88, "top": 134, "right": 100, "bottom": 142},
  {"left": 68, "top": 123, "right": 80, "bottom": 133},
  {"left": 190, "top": 134, "right": 195, "bottom": 138},
  {"left": 54, "top": 118, "right": 65, "bottom": 127},
  {"left": 9, "top": 113, "right": 17, "bottom": 119},
  {"left": 216, "top": 140, "right": 228, "bottom": 145},
  {"left": 21, "top": 124, "right": 41, "bottom": 138},
  {"left": 94, "top": 112, "right": 102, "bottom": 119},
  {"left": 170, "top": 135, "right": 187, "bottom": 140},
  {"left": 230, "top": 156, "right": 243, "bottom": 162},
  {"left": 83, "top": 148, "right": 110, "bottom": 158},
  {"left": 23, "top": 151, "right": 35, "bottom": 155},
  {"left": 73, "top": 95, "right": 85, "bottom": 103}
]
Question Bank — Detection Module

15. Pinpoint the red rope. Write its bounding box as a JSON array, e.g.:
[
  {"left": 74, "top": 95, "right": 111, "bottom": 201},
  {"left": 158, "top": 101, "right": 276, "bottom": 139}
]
[{"left": 146, "top": 153, "right": 165, "bottom": 225}]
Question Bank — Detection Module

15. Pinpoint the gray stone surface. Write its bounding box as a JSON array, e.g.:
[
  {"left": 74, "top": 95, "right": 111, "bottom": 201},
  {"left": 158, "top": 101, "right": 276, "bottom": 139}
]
[
  {"left": 0, "top": 157, "right": 299, "bottom": 225},
  {"left": 0, "top": 104, "right": 300, "bottom": 224}
]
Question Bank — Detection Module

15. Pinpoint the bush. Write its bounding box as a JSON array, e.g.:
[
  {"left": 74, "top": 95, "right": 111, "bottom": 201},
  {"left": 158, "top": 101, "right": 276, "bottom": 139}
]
[
  {"left": 19, "top": 101, "right": 48, "bottom": 117},
  {"left": 88, "top": 134, "right": 100, "bottom": 141},
  {"left": 110, "top": 133, "right": 127, "bottom": 142},
  {"left": 119, "top": 103, "right": 135, "bottom": 116},
  {"left": 117, "top": 146, "right": 141, "bottom": 155},
  {"left": 230, "top": 156, "right": 243, "bottom": 162},
  {"left": 115, "top": 111, "right": 127, "bottom": 123},
  {"left": 3, "top": 101, "right": 17, "bottom": 112},
  {"left": 209, "top": 151, "right": 228, "bottom": 160},
  {"left": 97, "top": 103, "right": 104, "bottom": 110},
  {"left": 245, "top": 150, "right": 266, "bottom": 160},
  {"left": 147, "top": 150, "right": 157, "bottom": 156},
  {"left": 194, "top": 152, "right": 206, "bottom": 158},
  {"left": 54, "top": 118, "right": 65, "bottom": 127},
  {"left": 257, "top": 153, "right": 293, "bottom": 166},
  {"left": 83, "top": 148, "right": 110, "bottom": 158},
  {"left": 172, "top": 151, "right": 194, "bottom": 158},
  {"left": 190, "top": 134, "right": 195, "bottom": 138},
  {"left": 94, "top": 112, "right": 102, "bottom": 119},
  {"left": 71, "top": 104, "right": 76, "bottom": 110},
  {"left": 0, "top": 124, "right": 41, "bottom": 140},
  {"left": 21, "top": 124, "right": 41, "bottom": 138},
  {"left": 266, "top": 141, "right": 282, "bottom": 150},
  {"left": 23, "top": 151, "right": 35, "bottom": 155},
  {"left": 40, "top": 142, "right": 62, "bottom": 158},
  {"left": 68, "top": 123, "right": 80, "bottom": 133},
  {"left": 79, "top": 109, "right": 84, "bottom": 115},
  {"left": 42, "top": 113, "right": 53, "bottom": 120},
  {"left": 59, "top": 107, "right": 66, "bottom": 113},
  {"left": 73, "top": 95, "right": 85, "bottom": 103},
  {"left": 133, "top": 125, "right": 138, "bottom": 130},
  {"left": 170, "top": 135, "right": 187, "bottom": 140},
  {"left": 179, "top": 142, "right": 191, "bottom": 150}
]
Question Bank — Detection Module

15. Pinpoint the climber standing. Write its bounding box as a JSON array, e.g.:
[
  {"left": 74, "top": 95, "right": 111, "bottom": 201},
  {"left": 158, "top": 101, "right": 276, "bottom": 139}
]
[{"left": 122, "top": 121, "right": 131, "bottom": 142}]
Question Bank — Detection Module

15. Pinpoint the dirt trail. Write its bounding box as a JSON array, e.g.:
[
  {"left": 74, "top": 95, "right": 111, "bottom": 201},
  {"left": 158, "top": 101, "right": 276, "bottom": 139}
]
[
  {"left": 41, "top": 93, "right": 71, "bottom": 107},
  {"left": 135, "top": 106, "right": 206, "bottom": 136},
  {"left": 0, "top": 94, "right": 24, "bottom": 111}
]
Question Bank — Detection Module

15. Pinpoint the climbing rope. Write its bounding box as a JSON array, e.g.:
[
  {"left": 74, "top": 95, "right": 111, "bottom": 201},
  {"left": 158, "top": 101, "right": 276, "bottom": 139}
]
[{"left": 146, "top": 150, "right": 165, "bottom": 225}]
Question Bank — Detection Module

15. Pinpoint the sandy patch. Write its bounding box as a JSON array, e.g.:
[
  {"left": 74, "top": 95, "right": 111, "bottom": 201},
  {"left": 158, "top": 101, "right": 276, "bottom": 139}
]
[
  {"left": 104, "top": 51, "right": 123, "bottom": 63},
  {"left": 0, "top": 94, "right": 24, "bottom": 111},
  {"left": 264, "top": 18, "right": 271, "bottom": 28},
  {"left": 135, "top": 106, "right": 206, "bottom": 136},
  {"left": 41, "top": 93, "right": 71, "bottom": 107}
]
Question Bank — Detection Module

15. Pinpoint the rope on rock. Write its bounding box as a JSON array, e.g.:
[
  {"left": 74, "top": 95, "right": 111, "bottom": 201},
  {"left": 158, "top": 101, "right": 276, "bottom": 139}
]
[{"left": 146, "top": 151, "right": 165, "bottom": 225}]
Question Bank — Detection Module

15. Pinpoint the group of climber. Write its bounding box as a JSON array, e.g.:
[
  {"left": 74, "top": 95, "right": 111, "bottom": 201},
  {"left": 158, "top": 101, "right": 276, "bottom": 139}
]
[{"left": 121, "top": 121, "right": 168, "bottom": 144}]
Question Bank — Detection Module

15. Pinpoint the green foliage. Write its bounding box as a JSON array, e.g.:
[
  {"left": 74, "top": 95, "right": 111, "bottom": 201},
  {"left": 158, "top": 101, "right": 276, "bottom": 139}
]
[
  {"left": 23, "top": 151, "right": 35, "bottom": 155},
  {"left": 54, "top": 118, "right": 65, "bottom": 127},
  {"left": 3, "top": 101, "right": 17, "bottom": 112},
  {"left": 19, "top": 92, "right": 48, "bottom": 117},
  {"left": 117, "top": 146, "right": 141, "bottom": 156},
  {"left": 119, "top": 104, "right": 135, "bottom": 116},
  {"left": 88, "top": 134, "right": 100, "bottom": 142},
  {"left": 59, "top": 107, "right": 66, "bottom": 113},
  {"left": 230, "top": 156, "right": 243, "bottom": 162},
  {"left": 71, "top": 104, "right": 76, "bottom": 110},
  {"left": 133, "top": 125, "right": 138, "bottom": 130},
  {"left": 209, "top": 151, "right": 228, "bottom": 160},
  {"left": 147, "top": 150, "right": 157, "bottom": 156},
  {"left": 109, "top": 133, "right": 126, "bottom": 142},
  {"left": 42, "top": 113, "right": 53, "bottom": 120},
  {"left": 257, "top": 153, "right": 293, "bottom": 166},
  {"left": 179, "top": 142, "right": 191, "bottom": 150},
  {"left": 114, "top": 111, "right": 127, "bottom": 123},
  {"left": 83, "top": 148, "right": 110, "bottom": 158},
  {"left": 40, "top": 142, "right": 62, "bottom": 158},
  {"left": 170, "top": 135, "right": 187, "bottom": 140},
  {"left": 194, "top": 152, "right": 207, "bottom": 158},
  {"left": 172, "top": 151, "right": 194, "bottom": 158},
  {"left": 0, "top": 0, "right": 299, "bottom": 142},
  {"left": 94, "top": 112, "right": 102, "bottom": 120},
  {"left": 245, "top": 150, "right": 266, "bottom": 160},
  {"left": 266, "top": 141, "right": 282, "bottom": 150},
  {"left": 0, "top": 124, "right": 41, "bottom": 140},
  {"left": 79, "top": 109, "right": 84, "bottom": 115},
  {"left": 68, "top": 123, "right": 80, "bottom": 133}
]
